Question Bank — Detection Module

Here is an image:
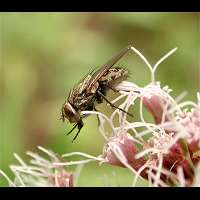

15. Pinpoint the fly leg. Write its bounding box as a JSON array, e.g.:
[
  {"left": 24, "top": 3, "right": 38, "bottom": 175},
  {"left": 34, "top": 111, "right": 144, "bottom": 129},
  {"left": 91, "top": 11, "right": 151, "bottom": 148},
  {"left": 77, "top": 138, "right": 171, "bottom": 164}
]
[
  {"left": 72, "top": 121, "right": 84, "bottom": 142},
  {"left": 104, "top": 84, "right": 118, "bottom": 92},
  {"left": 97, "top": 91, "right": 134, "bottom": 118},
  {"left": 94, "top": 107, "right": 101, "bottom": 127},
  {"left": 66, "top": 121, "right": 83, "bottom": 142},
  {"left": 67, "top": 123, "right": 78, "bottom": 135}
]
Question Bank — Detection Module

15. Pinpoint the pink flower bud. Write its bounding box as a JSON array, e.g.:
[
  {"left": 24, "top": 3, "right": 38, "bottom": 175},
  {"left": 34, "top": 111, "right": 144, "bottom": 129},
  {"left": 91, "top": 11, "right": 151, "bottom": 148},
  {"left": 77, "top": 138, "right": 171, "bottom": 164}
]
[
  {"left": 143, "top": 95, "right": 166, "bottom": 124},
  {"left": 103, "top": 133, "right": 146, "bottom": 174}
]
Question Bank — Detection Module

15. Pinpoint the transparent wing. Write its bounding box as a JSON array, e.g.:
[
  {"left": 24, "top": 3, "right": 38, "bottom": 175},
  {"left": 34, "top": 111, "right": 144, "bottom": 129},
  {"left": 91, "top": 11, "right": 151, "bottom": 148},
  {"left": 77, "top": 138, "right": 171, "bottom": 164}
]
[{"left": 86, "top": 45, "right": 132, "bottom": 93}]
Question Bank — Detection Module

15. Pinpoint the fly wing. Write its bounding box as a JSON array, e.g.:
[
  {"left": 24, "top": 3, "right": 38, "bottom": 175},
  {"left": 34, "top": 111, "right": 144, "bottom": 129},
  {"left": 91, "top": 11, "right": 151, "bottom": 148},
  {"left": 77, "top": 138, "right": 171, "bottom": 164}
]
[
  {"left": 86, "top": 45, "right": 132, "bottom": 94},
  {"left": 68, "top": 67, "right": 96, "bottom": 100}
]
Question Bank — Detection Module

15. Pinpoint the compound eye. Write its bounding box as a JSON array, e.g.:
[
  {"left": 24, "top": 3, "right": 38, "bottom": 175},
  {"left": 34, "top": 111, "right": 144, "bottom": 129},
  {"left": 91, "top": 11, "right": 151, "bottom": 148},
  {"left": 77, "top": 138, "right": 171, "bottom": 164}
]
[{"left": 63, "top": 103, "right": 79, "bottom": 123}]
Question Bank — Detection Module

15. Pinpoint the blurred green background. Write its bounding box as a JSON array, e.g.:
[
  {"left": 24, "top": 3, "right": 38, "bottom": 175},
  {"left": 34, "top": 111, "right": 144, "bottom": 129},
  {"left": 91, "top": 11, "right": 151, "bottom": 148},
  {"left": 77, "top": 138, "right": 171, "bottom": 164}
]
[{"left": 0, "top": 12, "right": 199, "bottom": 186}]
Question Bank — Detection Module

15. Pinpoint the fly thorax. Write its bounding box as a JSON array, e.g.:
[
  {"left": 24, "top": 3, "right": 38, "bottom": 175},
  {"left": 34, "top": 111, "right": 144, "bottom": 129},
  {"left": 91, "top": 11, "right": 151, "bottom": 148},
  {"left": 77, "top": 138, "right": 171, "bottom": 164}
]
[{"left": 78, "top": 74, "right": 91, "bottom": 92}]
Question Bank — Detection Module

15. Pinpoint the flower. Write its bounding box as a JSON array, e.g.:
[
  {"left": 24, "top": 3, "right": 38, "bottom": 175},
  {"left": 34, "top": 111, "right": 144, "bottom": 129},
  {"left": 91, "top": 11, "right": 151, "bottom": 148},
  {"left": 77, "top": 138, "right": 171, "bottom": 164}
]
[
  {"left": 92, "top": 46, "right": 200, "bottom": 186},
  {"left": 103, "top": 131, "right": 146, "bottom": 174},
  {"left": 143, "top": 95, "right": 165, "bottom": 124}
]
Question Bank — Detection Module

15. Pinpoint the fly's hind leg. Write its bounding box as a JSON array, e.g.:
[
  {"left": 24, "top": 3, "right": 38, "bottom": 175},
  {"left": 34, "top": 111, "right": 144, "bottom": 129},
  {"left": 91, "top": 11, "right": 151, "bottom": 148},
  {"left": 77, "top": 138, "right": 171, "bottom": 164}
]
[
  {"left": 104, "top": 84, "right": 118, "bottom": 92},
  {"left": 97, "top": 90, "right": 134, "bottom": 118},
  {"left": 94, "top": 107, "right": 101, "bottom": 127}
]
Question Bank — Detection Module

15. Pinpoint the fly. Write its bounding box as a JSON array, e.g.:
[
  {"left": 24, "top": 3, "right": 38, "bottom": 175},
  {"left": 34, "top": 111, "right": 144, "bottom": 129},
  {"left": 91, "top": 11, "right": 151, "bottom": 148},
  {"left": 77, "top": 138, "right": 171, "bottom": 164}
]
[{"left": 61, "top": 45, "right": 133, "bottom": 142}]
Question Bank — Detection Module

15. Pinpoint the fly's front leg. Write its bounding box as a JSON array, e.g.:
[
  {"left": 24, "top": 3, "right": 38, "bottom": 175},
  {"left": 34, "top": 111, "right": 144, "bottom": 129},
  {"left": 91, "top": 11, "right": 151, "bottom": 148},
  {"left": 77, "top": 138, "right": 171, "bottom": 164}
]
[
  {"left": 67, "top": 123, "right": 78, "bottom": 135},
  {"left": 72, "top": 120, "right": 84, "bottom": 142}
]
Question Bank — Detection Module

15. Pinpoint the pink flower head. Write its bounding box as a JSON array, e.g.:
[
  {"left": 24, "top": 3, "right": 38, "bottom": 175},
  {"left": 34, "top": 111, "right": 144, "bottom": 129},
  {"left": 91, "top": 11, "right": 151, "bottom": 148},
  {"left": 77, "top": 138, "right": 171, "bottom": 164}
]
[
  {"left": 141, "top": 87, "right": 200, "bottom": 185},
  {"left": 103, "top": 132, "right": 146, "bottom": 176}
]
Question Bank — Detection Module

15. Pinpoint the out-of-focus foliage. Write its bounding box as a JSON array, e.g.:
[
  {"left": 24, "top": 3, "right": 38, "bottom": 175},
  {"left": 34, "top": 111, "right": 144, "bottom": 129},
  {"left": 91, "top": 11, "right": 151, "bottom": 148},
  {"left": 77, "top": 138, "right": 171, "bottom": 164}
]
[{"left": 0, "top": 13, "right": 199, "bottom": 186}]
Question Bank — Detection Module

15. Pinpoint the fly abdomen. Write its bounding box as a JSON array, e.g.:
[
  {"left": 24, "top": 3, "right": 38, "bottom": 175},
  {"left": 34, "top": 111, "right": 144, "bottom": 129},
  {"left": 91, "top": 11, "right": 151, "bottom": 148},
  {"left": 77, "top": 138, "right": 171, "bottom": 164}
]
[{"left": 100, "top": 68, "right": 128, "bottom": 88}]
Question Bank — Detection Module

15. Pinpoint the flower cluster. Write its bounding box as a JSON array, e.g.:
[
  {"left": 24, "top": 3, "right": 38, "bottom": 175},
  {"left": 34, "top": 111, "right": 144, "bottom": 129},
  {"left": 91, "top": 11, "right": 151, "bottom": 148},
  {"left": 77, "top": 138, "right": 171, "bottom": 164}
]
[
  {"left": 80, "top": 46, "right": 200, "bottom": 187},
  {"left": 104, "top": 81, "right": 200, "bottom": 187}
]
